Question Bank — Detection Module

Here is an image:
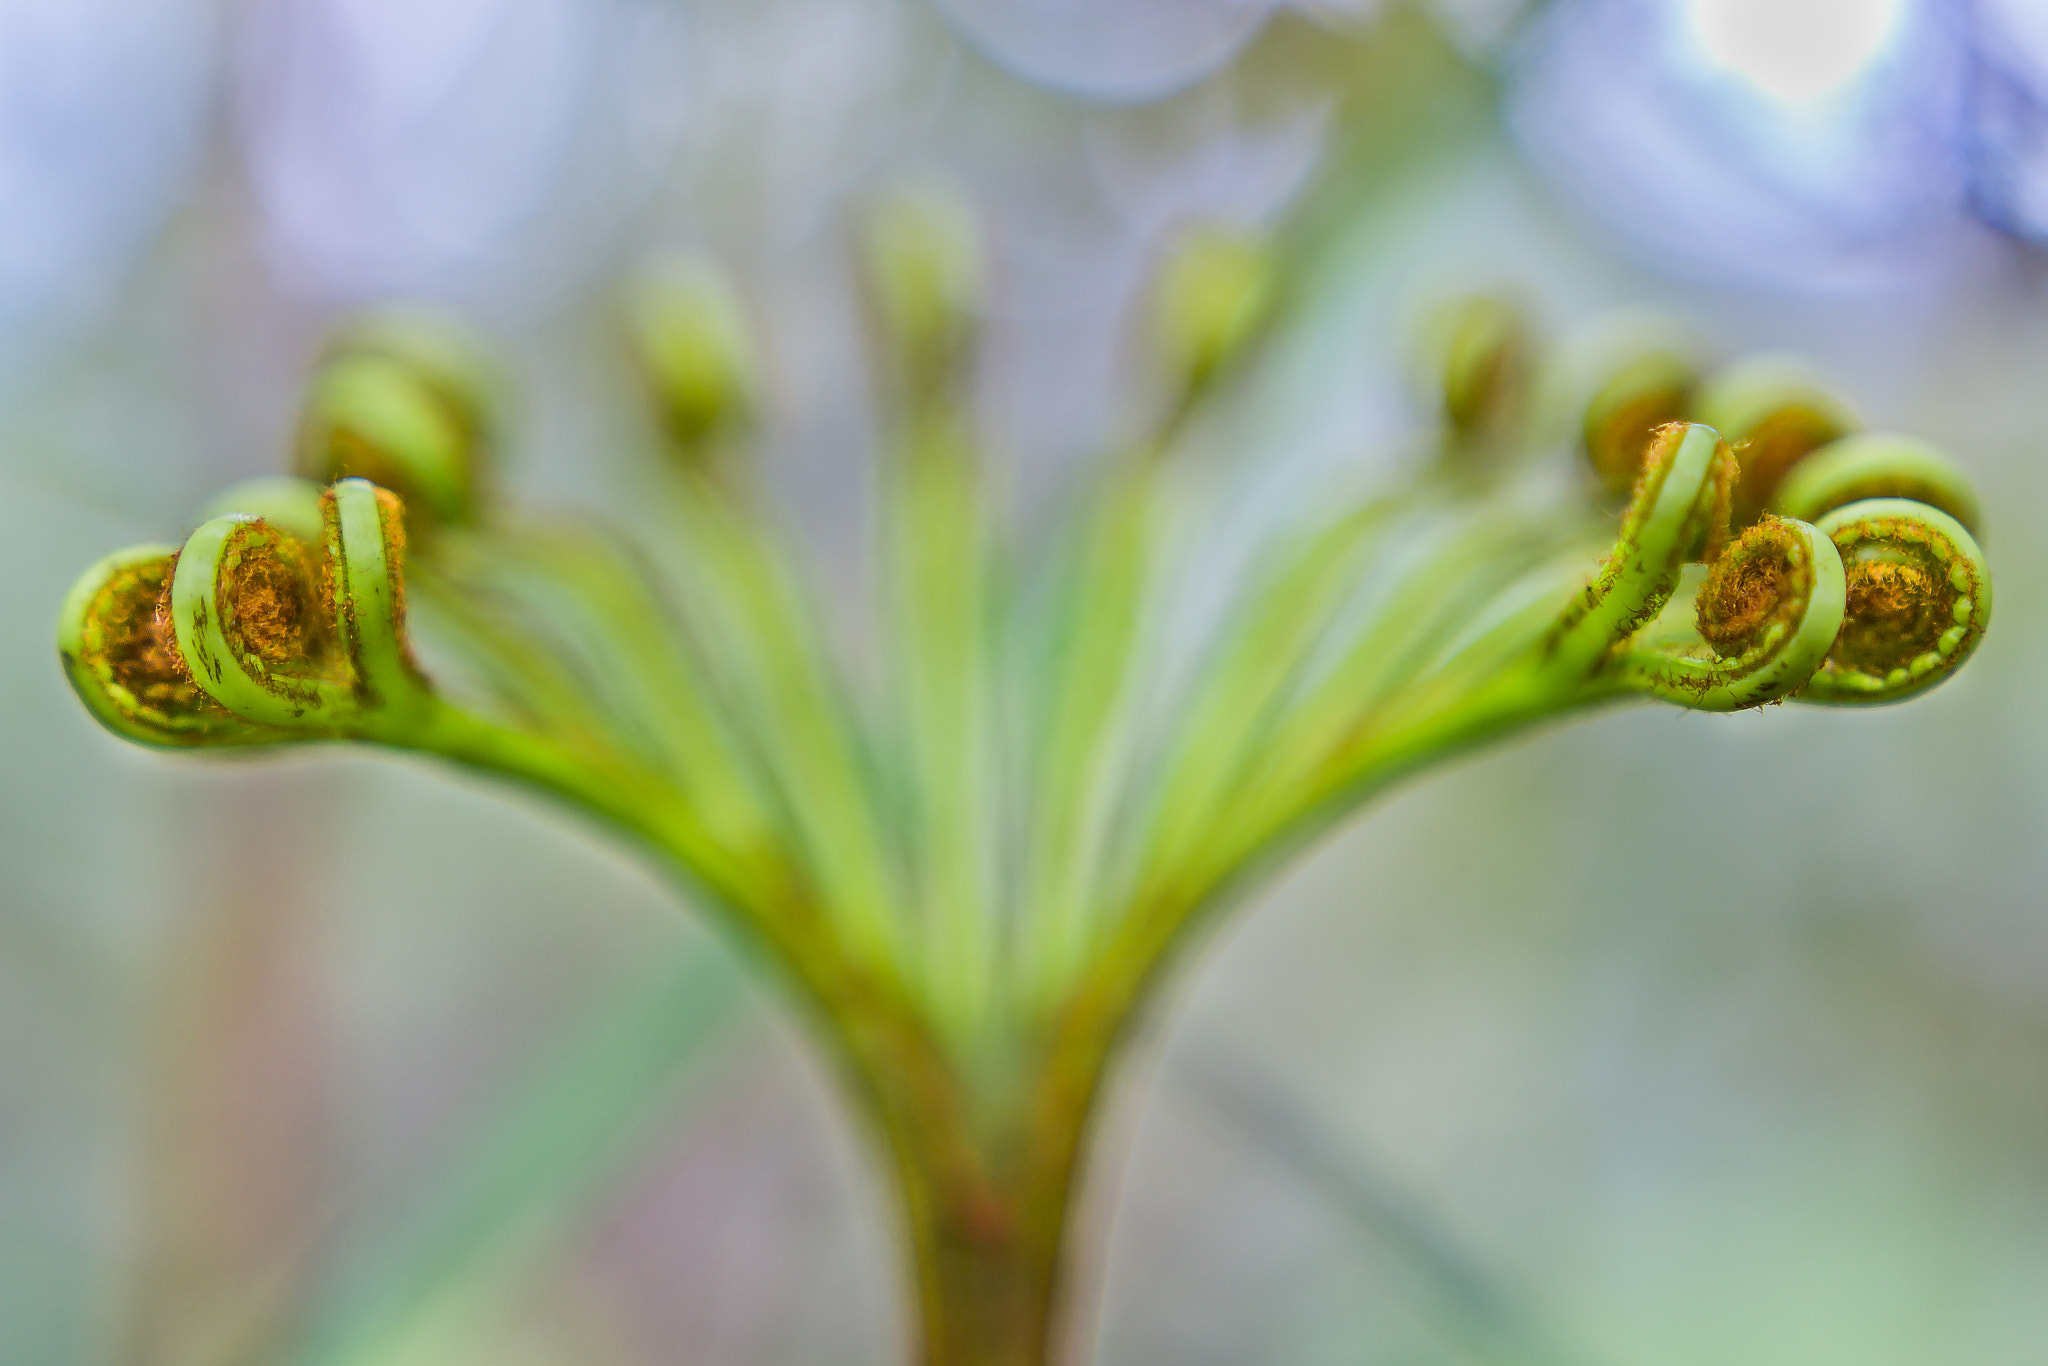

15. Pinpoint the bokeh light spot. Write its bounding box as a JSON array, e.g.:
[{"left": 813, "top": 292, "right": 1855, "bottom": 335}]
[{"left": 1689, "top": 0, "right": 1903, "bottom": 104}]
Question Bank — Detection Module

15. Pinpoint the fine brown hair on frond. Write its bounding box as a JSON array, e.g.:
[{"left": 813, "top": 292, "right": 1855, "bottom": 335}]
[
  {"left": 1697, "top": 517, "right": 1802, "bottom": 657},
  {"left": 374, "top": 484, "right": 412, "bottom": 652},
  {"left": 106, "top": 555, "right": 198, "bottom": 701},
  {"left": 1700, "top": 435, "right": 1738, "bottom": 565},
  {"left": 220, "top": 526, "right": 331, "bottom": 673},
  {"left": 1836, "top": 556, "right": 1945, "bottom": 674},
  {"left": 1627, "top": 422, "right": 1689, "bottom": 511},
  {"left": 85, "top": 553, "right": 228, "bottom": 727}
]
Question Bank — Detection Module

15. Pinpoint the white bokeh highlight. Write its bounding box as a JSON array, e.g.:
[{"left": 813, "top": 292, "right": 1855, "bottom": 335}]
[
  {"left": 1507, "top": 0, "right": 1982, "bottom": 292},
  {"left": 1689, "top": 0, "right": 1905, "bottom": 106}
]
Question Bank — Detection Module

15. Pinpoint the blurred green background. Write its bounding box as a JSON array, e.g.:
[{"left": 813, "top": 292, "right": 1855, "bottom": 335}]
[{"left": 5, "top": 0, "right": 2048, "bottom": 1362}]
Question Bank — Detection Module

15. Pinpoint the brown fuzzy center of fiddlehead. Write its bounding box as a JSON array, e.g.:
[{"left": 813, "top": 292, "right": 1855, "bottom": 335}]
[
  {"left": 1697, "top": 518, "right": 1804, "bottom": 657},
  {"left": 1835, "top": 556, "right": 1944, "bottom": 672},
  {"left": 97, "top": 559, "right": 202, "bottom": 708},
  {"left": 221, "top": 531, "right": 332, "bottom": 673}
]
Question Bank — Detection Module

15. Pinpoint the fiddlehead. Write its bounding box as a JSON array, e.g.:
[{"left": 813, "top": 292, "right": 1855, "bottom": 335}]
[
  {"left": 1691, "top": 358, "right": 1857, "bottom": 526},
  {"left": 1582, "top": 348, "right": 1697, "bottom": 498},
  {"left": 1431, "top": 294, "right": 1536, "bottom": 471},
  {"left": 1613, "top": 513, "right": 1846, "bottom": 710},
  {"left": 1549, "top": 420, "right": 1739, "bottom": 674},
  {"left": 1768, "top": 432, "right": 1982, "bottom": 533},
  {"left": 59, "top": 545, "right": 284, "bottom": 748},
  {"left": 63, "top": 479, "right": 430, "bottom": 745},
  {"left": 55, "top": 229, "right": 2008, "bottom": 1366},
  {"left": 296, "top": 309, "right": 496, "bottom": 535},
  {"left": 1796, "top": 498, "right": 1990, "bottom": 704},
  {"left": 626, "top": 252, "right": 760, "bottom": 462},
  {"left": 1557, "top": 399, "right": 1994, "bottom": 712},
  {"left": 1567, "top": 396, "right": 1994, "bottom": 718},
  {"left": 1149, "top": 224, "right": 1275, "bottom": 429}
]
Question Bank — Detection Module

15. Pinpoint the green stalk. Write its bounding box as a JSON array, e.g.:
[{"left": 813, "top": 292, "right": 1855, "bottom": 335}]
[
  {"left": 1128, "top": 496, "right": 1401, "bottom": 898},
  {"left": 659, "top": 469, "right": 910, "bottom": 972},
  {"left": 884, "top": 410, "right": 1000, "bottom": 1042},
  {"left": 475, "top": 526, "right": 783, "bottom": 868},
  {"left": 1017, "top": 460, "right": 1160, "bottom": 1007}
]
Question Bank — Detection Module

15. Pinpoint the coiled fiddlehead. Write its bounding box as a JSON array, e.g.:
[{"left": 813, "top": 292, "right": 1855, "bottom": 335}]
[
  {"left": 1582, "top": 348, "right": 1698, "bottom": 498},
  {"left": 1692, "top": 357, "right": 1858, "bottom": 527},
  {"left": 1523, "top": 408, "right": 1993, "bottom": 720},
  {"left": 1616, "top": 509, "right": 1847, "bottom": 711},
  {"left": 59, "top": 285, "right": 2002, "bottom": 965},
  {"left": 1559, "top": 344, "right": 1992, "bottom": 712},
  {"left": 1550, "top": 421, "right": 1743, "bottom": 676},
  {"left": 1566, "top": 413, "right": 1990, "bottom": 711},
  {"left": 1566, "top": 419, "right": 1843, "bottom": 711},
  {"left": 1768, "top": 432, "right": 1982, "bottom": 533},
  {"left": 62, "top": 479, "right": 425, "bottom": 745},
  {"left": 1798, "top": 498, "right": 1990, "bottom": 704},
  {"left": 1430, "top": 294, "right": 1536, "bottom": 473},
  {"left": 60, "top": 545, "right": 277, "bottom": 748},
  {"left": 296, "top": 309, "right": 497, "bottom": 535},
  {"left": 1748, "top": 429, "right": 1992, "bottom": 704}
]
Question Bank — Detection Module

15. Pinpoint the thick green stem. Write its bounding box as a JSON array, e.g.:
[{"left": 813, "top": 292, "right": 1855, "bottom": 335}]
[
  {"left": 726, "top": 917, "right": 1113, "bottom": 1366},
  {"left": 885, "top": 1100, "right": 1070, "bottom": 1366},
  {"left": 868, "top": 1022, "right": 1127, "bottom": 1366},
  {"left": 845, "top": 659, "right": 1603, "bottom": 1364}
]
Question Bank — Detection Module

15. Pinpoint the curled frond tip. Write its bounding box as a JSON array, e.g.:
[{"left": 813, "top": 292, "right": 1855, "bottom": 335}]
[{"left": 59, "top": 479, "right": 429, "bottom": 748}]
